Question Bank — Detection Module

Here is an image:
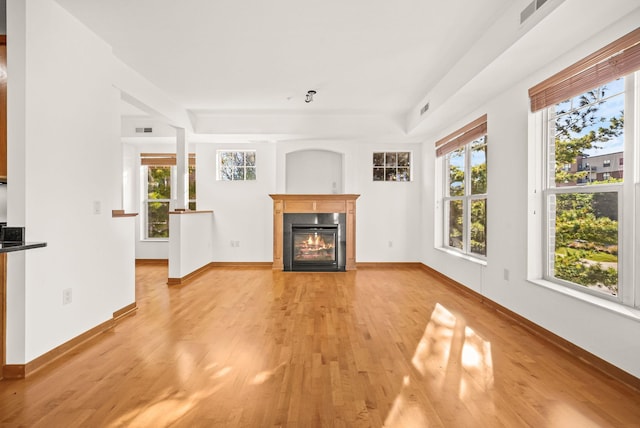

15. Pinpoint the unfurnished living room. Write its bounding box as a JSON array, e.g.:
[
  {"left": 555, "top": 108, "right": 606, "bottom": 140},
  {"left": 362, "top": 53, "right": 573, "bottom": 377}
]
[{"left": 1, "top": 0, "right": 640, "bottom": 426}]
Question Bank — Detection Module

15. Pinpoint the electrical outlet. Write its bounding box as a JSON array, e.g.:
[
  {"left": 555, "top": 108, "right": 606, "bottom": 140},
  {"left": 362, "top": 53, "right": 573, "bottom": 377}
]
[
  {"left": 388, "top": 241, "right": 393, "bottom": 248},
  {"left": 93, "top": 200, "right": 101, "bottom": 215},
  {"left": 63, "top": 288, "right": 72, "bottom": 305},
  {"left": 503, "top": 269, "right": 510, "bottom": 281}
]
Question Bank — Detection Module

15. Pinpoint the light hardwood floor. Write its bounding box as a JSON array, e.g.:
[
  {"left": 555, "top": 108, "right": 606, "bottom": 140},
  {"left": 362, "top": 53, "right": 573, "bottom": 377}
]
[{"left": 1, "top": 265, "right": 639, "bottom": 427}]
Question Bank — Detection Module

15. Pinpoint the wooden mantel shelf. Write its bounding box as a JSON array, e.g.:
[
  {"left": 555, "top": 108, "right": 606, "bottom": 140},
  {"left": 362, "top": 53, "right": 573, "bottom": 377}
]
[{"left": 269, "top": 194, "right": 360, "bottom": 271}]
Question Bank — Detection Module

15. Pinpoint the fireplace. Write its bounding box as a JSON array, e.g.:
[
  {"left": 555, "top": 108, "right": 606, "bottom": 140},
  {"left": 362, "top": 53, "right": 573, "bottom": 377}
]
[
  {"left": 270, "top": 194, "right": 359, "bottom": 271},
  {"left": 284, "top": 214, "right": 345, "bottom": 271}
]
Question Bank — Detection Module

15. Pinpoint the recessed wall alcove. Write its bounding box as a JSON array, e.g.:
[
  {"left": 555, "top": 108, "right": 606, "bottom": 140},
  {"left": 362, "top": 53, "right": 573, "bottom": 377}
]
[{"left": 285, "top": 150, "right": 344, "bottom": 194}]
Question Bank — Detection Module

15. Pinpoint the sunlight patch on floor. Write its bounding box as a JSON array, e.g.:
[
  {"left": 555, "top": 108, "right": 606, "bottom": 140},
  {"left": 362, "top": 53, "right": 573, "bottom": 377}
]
[
  {"left": 384, "top": 303, "right": 496, "bottom": 426},
  {"left": 548, "top": 403, "right": 603, "bottom": 428}
]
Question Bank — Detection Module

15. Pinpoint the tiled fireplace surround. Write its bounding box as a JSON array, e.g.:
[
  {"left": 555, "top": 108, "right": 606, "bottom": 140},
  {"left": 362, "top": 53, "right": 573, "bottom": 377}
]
[{"left": 269, "top": 194, "right": 359, "bottom": 271}]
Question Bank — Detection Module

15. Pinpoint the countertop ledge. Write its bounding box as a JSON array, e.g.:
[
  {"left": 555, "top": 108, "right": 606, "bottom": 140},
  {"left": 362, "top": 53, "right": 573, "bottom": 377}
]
[
  {"left": 0, "top": 242, "right": 47, "bottom": 254},
  {"left": 112, "top": 210, "right": 139, "bottom": 218},
  {"left": 169, "top": 210, "right": 214, "bottom": 215}
]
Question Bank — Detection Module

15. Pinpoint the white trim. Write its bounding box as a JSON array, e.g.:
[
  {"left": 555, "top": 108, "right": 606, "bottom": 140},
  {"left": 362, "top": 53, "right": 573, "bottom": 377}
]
[
  {"left": 435, "top": 246, "right": 487, "bottom": 267},
  {"left": 528, "top": 278, "right": 640, "bottom": 323}
]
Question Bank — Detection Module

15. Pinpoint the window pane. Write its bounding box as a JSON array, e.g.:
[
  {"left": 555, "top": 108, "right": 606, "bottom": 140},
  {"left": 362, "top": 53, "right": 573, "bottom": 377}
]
[
  {"left": 188, "top": 166, "right": 196, "bottom": 200},
  {"left": 220, "top": 152, "right": 234, "bottom": 166},
  {"left": 373, "top": 167, "right": 384, "bottom": 181},
  {"left": 188, "top": 201, "right": 196, "bottom": 211},
  {"left": 220, "top": 167, "right": 233, "bottom": 181},
  {"left": 373, "top": 152, "right": 385, "bottom": 166},
  {"left": 448, "top": 200, "right": 463, "bottom": 250},
  {"left": 147, "top": 166, "right": 171, "bottom": 199},
  {"left": 551, "top": 192, "right": 618, "bottom": 295},
  {"left": 448, "top": 149, "right": 464, "bottom": 196},
  {"left": 245, "top": 151, "right": 256, "bottom": 167},
  {"left": 147, "top": 201, "right": 169, "bottom": 238},
  {"left": 386, "top": 153, "right": 397, "bottom": 167},
  {"left": 552, "top": 78, "right": 624, "bottom": 187},
  {"left": 246, "top": 167, "right": 256, "bottom": 180},
  {"left": 234, "top": 151, "right": 245, "bottom": 166},
  {"left": 233, "top": 167, "right": 245, "bottom": 181},
  {"left": 385, "top": 168, "right": 396, "bottom": 181},
  {"left": 471, "top": 142, "right": 487, "bottom": 195},
  {"left": 397, "top": 152, "right": 410, "bottom": 166},
  {"left": 397, "top": 167, "right": 410, "bottom": 182},
  {"left": 471, "top": 199, "right": 486, "bottom": 256}
]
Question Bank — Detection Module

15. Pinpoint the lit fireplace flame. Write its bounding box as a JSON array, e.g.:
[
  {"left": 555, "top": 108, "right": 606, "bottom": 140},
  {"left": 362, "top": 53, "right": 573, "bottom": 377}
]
[
  {"left": 294, "top": 232, "right": 335, "bottom": 261},
  {"left": 305, "top": 233, "right": 331, "bottom": 249}
]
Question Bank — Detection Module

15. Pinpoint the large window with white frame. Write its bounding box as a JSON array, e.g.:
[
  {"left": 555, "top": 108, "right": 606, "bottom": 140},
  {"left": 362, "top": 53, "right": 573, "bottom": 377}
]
[
  {"left": 141, "top": 153, "right": 196, "bottom": 239},
  {"left": 436, "top": 115, "right": 488, "bottom": 259},
  {"left": 529, "top": 28, "right": 639, "bottom": 306}
]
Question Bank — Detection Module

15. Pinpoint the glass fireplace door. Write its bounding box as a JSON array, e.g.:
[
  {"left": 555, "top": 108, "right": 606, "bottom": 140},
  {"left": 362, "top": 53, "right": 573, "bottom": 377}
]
[{"left": 291, "top": 225, "right": 338, "bottom": 269}]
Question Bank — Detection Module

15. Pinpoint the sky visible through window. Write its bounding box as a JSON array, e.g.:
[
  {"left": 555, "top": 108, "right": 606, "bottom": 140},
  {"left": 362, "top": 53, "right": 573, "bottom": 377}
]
[{"left": 554, "top": 78, "right": 624, "bottom": 156}]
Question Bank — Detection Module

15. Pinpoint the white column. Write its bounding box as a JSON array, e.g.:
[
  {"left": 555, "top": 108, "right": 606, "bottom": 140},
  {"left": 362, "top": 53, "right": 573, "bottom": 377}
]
[{"left": 175, "top": 127, "right": 188, "bottom": 210}]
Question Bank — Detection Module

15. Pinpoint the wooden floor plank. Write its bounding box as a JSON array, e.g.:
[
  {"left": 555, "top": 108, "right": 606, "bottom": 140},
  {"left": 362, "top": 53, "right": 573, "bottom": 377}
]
[{"left": 1, "top": 264, "right": 639, "bottom": 427}]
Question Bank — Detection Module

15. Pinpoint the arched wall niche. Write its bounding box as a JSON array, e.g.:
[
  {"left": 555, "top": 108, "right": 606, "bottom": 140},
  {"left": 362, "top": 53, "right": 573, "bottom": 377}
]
[{"left": 285, "top": 149, "right": 344, "bottom": 194}]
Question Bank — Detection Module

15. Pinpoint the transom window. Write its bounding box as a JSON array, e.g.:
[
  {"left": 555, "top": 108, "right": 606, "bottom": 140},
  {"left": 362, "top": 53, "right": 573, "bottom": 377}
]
[
  {"left": 373, "top": 152, "right": 411, "bottom": 181},
  {"left": 217, "top": 150, "right": 256, "bottom": 181}
]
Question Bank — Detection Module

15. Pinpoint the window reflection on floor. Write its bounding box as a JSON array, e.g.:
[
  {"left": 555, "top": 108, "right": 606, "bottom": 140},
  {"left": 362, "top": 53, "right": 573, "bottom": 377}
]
[{"left": 385, "top": 303, "right": 494, "bottom": 427}]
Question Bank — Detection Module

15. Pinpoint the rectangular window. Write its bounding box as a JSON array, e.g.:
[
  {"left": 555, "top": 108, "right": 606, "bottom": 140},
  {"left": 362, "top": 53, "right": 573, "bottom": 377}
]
[
  {"left": 217, "top": 150, "right": 256, "bottom": 181},
  {"left": 529, "top": 28, "right": 639, "bottom": 305},
  {"left": 544, "top": 79, "right": 624, "bottom": 297},
  {"left": 373, "top": 152, "right": 411, "bottom": 181},
  {"left": 436, "top": 115, "right": 488, "bottom": 258},
  {"left": 141, "top": 153, "right": 196, "bottom": 239}
]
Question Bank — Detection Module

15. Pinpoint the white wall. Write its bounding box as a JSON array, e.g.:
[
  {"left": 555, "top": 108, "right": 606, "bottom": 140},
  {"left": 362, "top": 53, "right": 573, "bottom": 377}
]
[
  {"left": 275, "top": 140, "right": 422, "bottom": 263},
  {"left": 126, "top": 138, "right": 423, "bottom": 264},
  {"left": 421, "top": 9, "right": 640, "bottom": 378},
  {"left": 168, "top": 212, "right": 214, "bottom": 278},
  {"left": 355, "top": 143, "right": 422, "bottom": 262},
  {"left": 197, "top": 142, "right": 276, "bottom": 262},
  {"left": 286, "top": 150, "right": 343, "bottom": 194},
  {"left": 6, "top": 0, "right": 135, "bottom": 363}
]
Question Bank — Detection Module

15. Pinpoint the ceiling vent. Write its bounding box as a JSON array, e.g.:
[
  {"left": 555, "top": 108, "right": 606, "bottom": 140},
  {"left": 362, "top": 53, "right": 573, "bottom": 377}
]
[
  {"left": 135, "top": 127, "right": 153, "bottom": 133},
  {"left": 520, "top": 0, "right": 548, "bottom": 24},
  {"left": 419, "top": 102, "right": 430, "bottom": 116}
]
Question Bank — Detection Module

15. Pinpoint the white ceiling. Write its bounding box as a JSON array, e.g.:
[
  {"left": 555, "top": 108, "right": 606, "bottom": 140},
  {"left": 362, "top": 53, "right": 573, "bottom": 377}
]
[{"left": 55, "top": 0, "right": 512, "bottom": 119}]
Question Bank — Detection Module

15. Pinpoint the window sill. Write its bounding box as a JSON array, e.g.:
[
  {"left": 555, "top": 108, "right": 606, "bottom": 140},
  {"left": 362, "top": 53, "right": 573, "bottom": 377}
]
[
  {"left": 435, "top": 247, "right": 487, "bottom": 267},
  {"left": 528, "top": 278, "right": 640, "bottom": 322},
  {"left": 141, "top": 238, "right": 169, "bottom": 243}
]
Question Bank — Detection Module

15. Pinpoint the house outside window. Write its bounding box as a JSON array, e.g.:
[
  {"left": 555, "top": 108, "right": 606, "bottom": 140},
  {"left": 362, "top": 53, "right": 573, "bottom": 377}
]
[
  {"left": 141, "top": 153, "right": 196, "bottom": 239},
  {"left": 436, "top": 115, "right": 488, "bottom": 259},
  {"left": 373, "top": 152, "right": 412, "bottom": 181},
  {"left": 217, "top": 150, "right": 256, "bottom": 181},
  {"left": 529, "top": 28, "right": 639, "bottom": 306}
]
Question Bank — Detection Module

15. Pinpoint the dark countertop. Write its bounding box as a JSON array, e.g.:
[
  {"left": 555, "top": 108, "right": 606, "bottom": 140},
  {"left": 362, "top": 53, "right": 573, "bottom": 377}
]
[{"left": 0, "top": 242, "right": 47, "bottom": 254}]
